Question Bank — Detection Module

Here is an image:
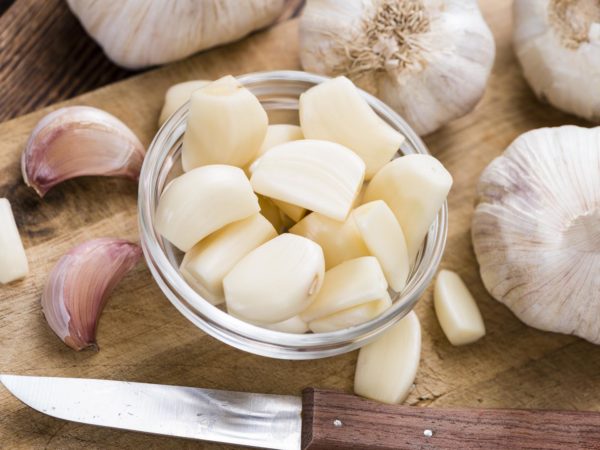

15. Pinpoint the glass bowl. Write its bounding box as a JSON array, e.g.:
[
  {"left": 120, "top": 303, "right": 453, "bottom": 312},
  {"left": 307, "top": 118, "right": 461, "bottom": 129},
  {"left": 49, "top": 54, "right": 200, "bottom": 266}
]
[{"left": 138, "top": 70, "right": 447, "bottom": 360}]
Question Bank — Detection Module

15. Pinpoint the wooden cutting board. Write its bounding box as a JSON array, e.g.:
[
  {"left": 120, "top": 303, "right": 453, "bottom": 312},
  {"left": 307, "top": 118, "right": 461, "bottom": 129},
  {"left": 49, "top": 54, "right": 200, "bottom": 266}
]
[{"left": 1, "top": 2, "right": 598, "bottom": 448}]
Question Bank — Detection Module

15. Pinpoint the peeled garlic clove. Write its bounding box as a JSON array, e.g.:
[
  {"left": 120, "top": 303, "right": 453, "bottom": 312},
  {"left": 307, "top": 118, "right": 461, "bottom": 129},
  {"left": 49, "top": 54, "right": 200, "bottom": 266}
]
[
  {"left": 299, "top": 0, "right": 495, "bottom": 136},
  {"left": 513, "top": 0, "right": 600, "bottom": 121},
  {"left": 256, "top": 124, "right": 304, "bottom": 159},
  {"left": 354, "top": 311, "right": 421, "bottom": 404},
  {"left": 309, "top": 291, "right": 392, "bottom": 333},
  {"left": 300, "top": 256, "right": 388, "bottom": 322},
  {"left": 180, "top": 214, "right": 277, "bottom": 305},
  {"left": 182, "top": 76, "right": 268, "bottom": 171},
  {"left": 364, "top": 155, "right": 452, "bottom": 264},
  {"left": 290, "top": 212, "right": 370, "bottom": 269},
  {"left": 299, "top": 76, "right": 404, "bottom": 179},
  {"left": 223, "top": 234, "right": 325, "bottom": 323},
  {"left": 156, "top": 165, "right": 259, "bottom": 252},
  {"left": 41, "top": 238, "right": 142, "bottom": 351},
  {"left": 158, "top": 80, "right": 210, "bottom": 126},
  {"left": 434, "top": 270, "right": 485, "bottom": 346},
  {"left": 66, "top": 0, "right": 287, "bottom": 69},
  {"left": 258, "top": 195, "right": 294, "bottom": 233},
  {"left": 261, "top": 315, "right": 309, "bottom": 334},
  {"left": 473, "top": 126, "right": 600, "bottom": 344},
  {"left": 272, "top": 199, "right": 307, "bottom": 222},
  {"left": 352, "top": 200, "right": 410, "bottom": 292},
  {"left": 22, "top": 106, "right": 145, "bottom": 197},
  {"left": 251, "top": 139, "right": 365, "bottom": 221},
  {"left": 0, "top": 199, "right": 29, "bottom": 284}
]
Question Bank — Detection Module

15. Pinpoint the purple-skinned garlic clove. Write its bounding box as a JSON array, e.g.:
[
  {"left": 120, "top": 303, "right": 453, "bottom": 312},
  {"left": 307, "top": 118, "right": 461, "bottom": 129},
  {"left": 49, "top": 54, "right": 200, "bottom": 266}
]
[
  {"left": 41, "top": 238, "right": 142, "bottom": 351},
  {"left": 22, "top": 106, "right": 145, "bottom": 197}
]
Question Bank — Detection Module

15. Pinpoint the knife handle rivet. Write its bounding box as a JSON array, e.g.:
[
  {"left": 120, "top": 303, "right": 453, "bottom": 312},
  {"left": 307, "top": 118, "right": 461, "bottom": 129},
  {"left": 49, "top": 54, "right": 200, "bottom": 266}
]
[
  {"left": 333, "top": 419, "right": 343, "bottom": 428},
  {"left": 423, "top": 429, "right": 433, "bottom": 438}
]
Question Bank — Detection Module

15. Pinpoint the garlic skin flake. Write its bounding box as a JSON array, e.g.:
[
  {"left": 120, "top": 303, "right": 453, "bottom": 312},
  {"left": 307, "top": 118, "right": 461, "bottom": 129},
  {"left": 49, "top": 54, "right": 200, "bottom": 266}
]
[
  {"left": 472, "top": 126, "right": 600, "bottom": 344},
  {"left": 299, "top": 76, "right": 404, "bottom": 179},
  {"left": 0, "top": 199, "right": 29, "bottom": 284},
  {"left": 513, "top": 0, "right": 600, "bottom": 121},
  {"left": 364, "top": 154, "right": 452, "bottom": 265},
  {"left": 299, "top": 0, "right": 495, "bottom": 136},
  {"left": 41, "top": 238, "right": 142, "bottom": 351},
  {"left": 434, "top": 270, "right": 485, "bottom": 346},
  {"left": 66, "top": 0, "right": 286, "bottom": 69},
  {"left": 155, "top": 165, "right": 260, "bottom": 252},
  {"left": 300, "top": 256, "right": 388, "bottom": 323},
  {"left": 251, "top": 139, "right": 365, "bottom": 221},
  {"left": 354, "top": 311, "right": 421, "bottom": 404},
  {"left": 158, "top": 80, "right": 210, "bottom": 127},
  {"left": 180, "top": 214, "right": 277, "bottom": 305},
  {"left": 182, "top": 76, "right": 268, "bottom": 171},
  {"left": 223, "top": 234, "right": 325, "bottom": 324},
  {"left": 22, "top": 106, "right": 145, "bottom": 197}
]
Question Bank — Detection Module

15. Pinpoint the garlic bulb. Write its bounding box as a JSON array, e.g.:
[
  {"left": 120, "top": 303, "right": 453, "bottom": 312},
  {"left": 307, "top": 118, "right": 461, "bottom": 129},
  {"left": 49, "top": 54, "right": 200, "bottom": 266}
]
[
  {"left": 513, "top": 0, "right": 600, "bottom": 121},
  {"left": 41, "top": 238, "right": 142, "bottom": 351},
  {"left": 299, "top": 0, "right": 495, "bottom": 135},
  {"left": 66, "top": 0, "right": 287, "bottom": 69},
  {"left": 472, "top": 126, "right": 600, "bottom": 345}
]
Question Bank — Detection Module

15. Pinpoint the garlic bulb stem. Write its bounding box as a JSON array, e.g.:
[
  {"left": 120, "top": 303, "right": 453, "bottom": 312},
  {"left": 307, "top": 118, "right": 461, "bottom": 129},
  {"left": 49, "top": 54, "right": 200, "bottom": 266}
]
[
  {"left": 41, "top": 238, "right": 142, "bottom": 351},
  {"left": 22, "top": 106, "right": 145, "bottom": 197}
]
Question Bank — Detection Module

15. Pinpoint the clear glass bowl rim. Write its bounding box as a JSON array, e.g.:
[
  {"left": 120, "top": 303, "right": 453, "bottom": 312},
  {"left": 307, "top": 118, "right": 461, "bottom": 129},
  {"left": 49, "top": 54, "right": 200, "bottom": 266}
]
[{"left": 138, "top": 70, "right": 447, "bottom": 359}]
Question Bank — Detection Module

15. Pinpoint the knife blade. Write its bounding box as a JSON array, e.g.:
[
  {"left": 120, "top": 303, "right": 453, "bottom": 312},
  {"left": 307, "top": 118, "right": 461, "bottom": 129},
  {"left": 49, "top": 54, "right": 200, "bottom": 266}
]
[
  {"left": 3, "top": 374, "right": 600, "bottom": 450},
  {"left": 0, "top": 374, "right": 302, "bottom": 450}
]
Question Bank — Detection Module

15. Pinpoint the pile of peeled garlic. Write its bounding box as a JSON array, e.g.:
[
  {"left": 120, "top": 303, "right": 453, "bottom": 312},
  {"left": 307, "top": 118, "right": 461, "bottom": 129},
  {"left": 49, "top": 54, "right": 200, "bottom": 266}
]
[
  {"left": 298, "top": 0, "right": 496, "bottom": 136},
  {"left": 155, "top": 74, "right": 453, "bottom": 339}
]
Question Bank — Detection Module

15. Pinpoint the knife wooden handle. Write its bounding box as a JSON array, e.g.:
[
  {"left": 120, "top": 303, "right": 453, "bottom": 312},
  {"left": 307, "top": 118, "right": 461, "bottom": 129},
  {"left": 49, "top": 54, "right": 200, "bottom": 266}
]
[{"left": 301, "top": 388, "right": 600, "bottom": 449}]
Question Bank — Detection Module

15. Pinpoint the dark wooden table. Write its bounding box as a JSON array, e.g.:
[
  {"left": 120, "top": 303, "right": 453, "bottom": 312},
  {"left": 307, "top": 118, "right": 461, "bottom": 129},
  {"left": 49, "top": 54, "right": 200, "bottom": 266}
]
[{"left": 0, "top": 0, "right": 304, "bottom": 123}]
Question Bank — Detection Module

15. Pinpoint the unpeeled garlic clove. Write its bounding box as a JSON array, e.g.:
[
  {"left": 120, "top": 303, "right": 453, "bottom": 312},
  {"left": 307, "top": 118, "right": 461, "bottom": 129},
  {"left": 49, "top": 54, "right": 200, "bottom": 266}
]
[
  {"left": 158, "top": 80, "right": 210, "bottom": 126},
  {"left": 0, "top": 199, "right": 29, "bottom": 284},
  {"left": 352, "top": 200, "right": 410, "bottom": 292},
  {"left": 251, "top": 139, "right": 365, "bottom": 221},
  {"left": 22, "top": 106, "right": 145, "bottom": 197},
  {"left": 434, "top": 270, "right": 485, "bottom": 346},
  {"left": 182, "top": 76, "right": 268, "bottom": 171},
  {"left": 180, "top": 213, "right": 277, "bottom": 305},
  {"left": 290, "top": 211, "right": 370, "bottom": 269},
  {"left": 354, "top": 311, "right": 421, "bottom": 404},
  {"left": 299, "top": 76, "right": 404, "bottom": 179},
  {"left": 309, "top": 291, "right": 391, "bottom": 333},
  {"left": 41, "top": 238, "right": 142, "bottom": 351},
  {"left": 155, "top": 165, "right": 260, "bottom": 252},
  {"left": 300, "top": 256, "right": 388, "bottom": 322},
  {"left": 364, "top": 154, "right": 452, "bottom": 264},
  {"left": 223, "top": 234, "right": 325, "bottom": 324}
]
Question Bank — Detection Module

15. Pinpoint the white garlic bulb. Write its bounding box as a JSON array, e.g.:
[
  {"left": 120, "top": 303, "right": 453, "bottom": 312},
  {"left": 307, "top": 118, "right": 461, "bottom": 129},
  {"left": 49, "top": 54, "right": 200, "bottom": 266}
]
[
  {"left": 472, "top": 125, "right": 600, "bottom": 345},
  {"left": 513, "top": 0, "right": 600, "bottom": 122},
  {"left": 299, "top": 0, "right": 495, "bottom": 135},
  {"left": 66, "top": 0, "right": 286, "bottom": 69}
]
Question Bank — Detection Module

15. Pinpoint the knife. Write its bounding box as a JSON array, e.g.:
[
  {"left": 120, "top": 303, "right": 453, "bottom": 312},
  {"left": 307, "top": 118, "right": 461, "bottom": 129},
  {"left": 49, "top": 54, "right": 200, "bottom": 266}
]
[{"left": 2, "top": 375, "right": 600, "bottom": 449}]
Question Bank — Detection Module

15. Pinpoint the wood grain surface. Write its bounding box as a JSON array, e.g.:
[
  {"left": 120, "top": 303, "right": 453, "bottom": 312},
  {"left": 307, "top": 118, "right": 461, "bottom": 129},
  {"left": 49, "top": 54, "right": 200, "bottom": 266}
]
[
  {"left": 0, "top": 1, "right": 599, "bottom": 449},
  {"left": 0, "top": 0, "right": 305, "bottom": 122},
  {"left": 301, "top": 389, "right": 600, "bottom": 449}
]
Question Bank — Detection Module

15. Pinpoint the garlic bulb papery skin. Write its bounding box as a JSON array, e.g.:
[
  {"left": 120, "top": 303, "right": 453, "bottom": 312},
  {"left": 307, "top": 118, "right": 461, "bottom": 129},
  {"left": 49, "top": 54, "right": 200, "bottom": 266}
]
[
  {"left": 155, "top": 165, "right": 260, "bottom": 252},
  {"left": 158, "top": 80, "right": 210, "bottom": 127},
  {"left": 0, "top": 199, "right": 29, "bottom": 284},
  {"left": 513, "top": 0, "right": 600, "bottom": 121},
  {"left": 66, "top": 0, "right": 286, "bottom": 69},
  {"left": 223, "top": 234, "right": 325, "bottom": 324},
  {"left": 354, "top": 310, "right": 421, "bottom": 404},
  {"left": 22, "top": 106, "right": 145, "bottom": 197},
  {"left": 41, "top": 238, "right": 142, "bottom": 351},
  {"left": 472, "top": 126, "right": 600, "bottom": 344},
  {"left": 299, "top": 0, "right": 496, "bottom": 136}
]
